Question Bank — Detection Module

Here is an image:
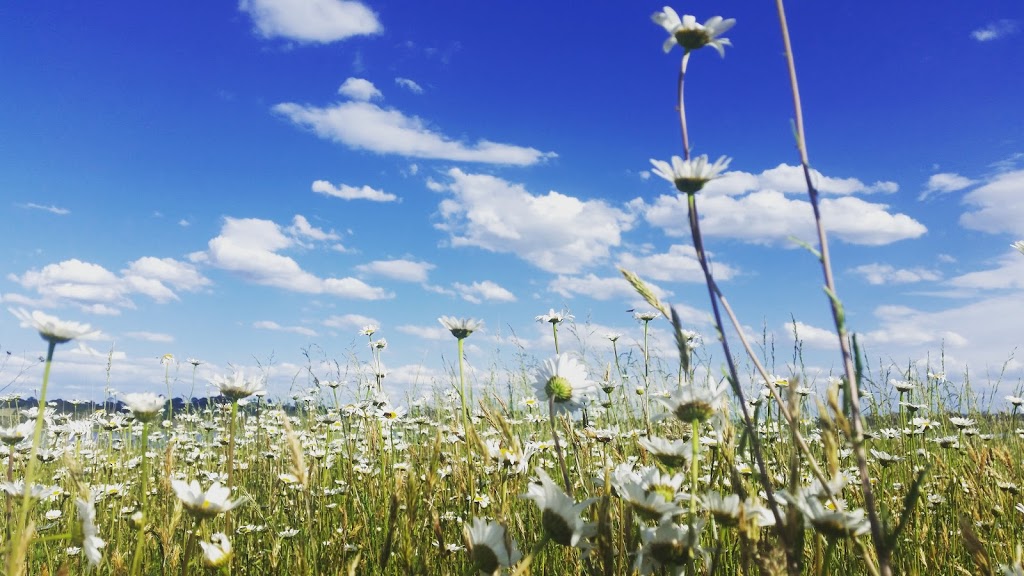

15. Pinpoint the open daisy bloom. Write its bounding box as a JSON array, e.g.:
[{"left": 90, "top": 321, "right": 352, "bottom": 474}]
[
  {"left": 659, "top": 375, "right": 729, "bottom": 424},
  {"left": 634, "top": 518, "right": 708, "bottom": 575},
  {"left": 650, "top": 155, "right": 731, "bottom": 195},
  {"left": 466, "top": 517, "right": 522, "bottom": 574},
  {"left": 199, "top": 533, "right": 233, "bottom": 568},
  {"left": 10, "top": 308, "right": 97, "bottom": 345},
  {"left": 521, "top": 468, "right": 597, "bottom": 549},
  {"left": 122, "top": 392, "right": 165, "bottom": 424},
  {"left": 212, "top": 371, "right": 266, "bottom": 401},
  {"left": 171, "top": 479, "right": 245, "bottom": 519},
  {"left": 651, "top": 7, "right": 735, "bottom": 56},
  {"left": 438, "top": 316, "right": 484, "bottom": 340},
  {"left": 534, "top": 354, "right": 598, "bottom": 415}
]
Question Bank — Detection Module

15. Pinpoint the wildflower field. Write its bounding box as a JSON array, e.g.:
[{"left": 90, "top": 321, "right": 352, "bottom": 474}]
[{"left": 4, "top": 4, "right": 1024, "bottom": 576}]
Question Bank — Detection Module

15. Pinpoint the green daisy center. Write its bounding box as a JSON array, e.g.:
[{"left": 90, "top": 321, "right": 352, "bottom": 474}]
[
  {"left": 674, "top": 400, "right": 715, "bottom": 423},
  {"left": 471, "top": 543, "right": 500, "bottom": 573},
  {"left": 673, "top": 176, "right": 709, "bottom": 194},
  {"left": 545, "top": 376, "right": 574, "bottom": 402},
  {"left": 541, "top": 508, "right": 575, "bottom": 547},
  {"left": 673, "top": 29, "right": 712, "bottom": 52}
]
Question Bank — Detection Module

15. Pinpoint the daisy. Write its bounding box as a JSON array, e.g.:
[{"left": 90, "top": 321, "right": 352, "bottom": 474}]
[
  {"left": 0, "top": 421, "right": 34, "bottom": 446},
  {"left": 520, "top": 468, "right": 597, "bottom": 549},
  {"left": 212, "top": 371, "right": 266, "bottom": 401},
  {"left": 639, "top": 436, "right": 693, "bottom": 468},
  {"left": 618, "top": 481, "right": 686, "bottom": 524},
  {"left": 466, "top": 517, "right": 522, "bottom": 574},
  {"left": 122, "top": 392, "right": 165, "bottom": 424},
  {"left": 659, "top": 376, "right": 729, "bottom": 424},
  {"left": 650, "top": 155, "right": 731, "bottom": 195},
  {"left": 891, "top": 379, "right": 915, "bottom": 393},
  {"left": 634, "top": 518, "right": 708, "bottom": 575},
  {"left": 199, "top": 533, "right": 232, "bottom": 568},
  {"left": 949, "top": 416, "right": 976, "bottom": 430},
  {"left": 438, "top": 316, "right": 484, "bottom": 340},
  {"left": 651, "top": 7, "right": 735, "bottom": 56},
  {"left": 534, "top": 354, "right": 598, "bottom": 415},
  {"left": 535, "top": 309, "right": 573, "bottom": 325},
  {"left": 10, "top": 308, "right": 97, "bottom": 344},
  {"left": 171, "top": 479, "right": 245, "bottom": 519},
  {"left": 701, "top": 491, "right": 775, "bottom": 529},
  {"left": 76, "top": 491, "right": 105, "bottom": 568}
]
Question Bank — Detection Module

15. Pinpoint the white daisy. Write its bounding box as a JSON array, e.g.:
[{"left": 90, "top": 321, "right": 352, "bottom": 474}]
[
  {"left": 650, "top": 155, "right": 731, "bottom": 195},
  {"left": 520, "top": 467, "right": 597, "bottom": 549},
  {"left": 651, "top": 7, "right": 735, "bottom": 56},
  {"left": 534, "top": 354, "right": 598, "bottom": 415}
]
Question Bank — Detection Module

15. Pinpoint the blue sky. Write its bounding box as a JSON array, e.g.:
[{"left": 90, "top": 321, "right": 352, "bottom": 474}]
[{"left": 2, "top": 1, "right": 1023, "bottom": 405}]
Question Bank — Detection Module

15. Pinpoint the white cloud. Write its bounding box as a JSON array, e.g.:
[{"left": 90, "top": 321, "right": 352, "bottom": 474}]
[
  {"left": 286, "top": 214, "right": 340, "bottom": 242},
  {"left": 396, "top": 324, "right": 448, "bottom": 341},
  {"left": 971, "top": 19, "right": 1019, "bottom": 42},
  {"left": 273, "top": 100, "right": 555, "bottom": 166},
  {"left": 850, "top": 263, "right": 941, "bottom": 285},
  {"left": 337, "top": 77, "right": 381, "bottom": 101},
  {"left": 312, "top": 180, "right": 398, "bottom": 202},
  {"left": 757, "top": 164, "right": 898, "bottom": 195},
  {"left": 782, "top": 321, "right": 839, "bottom": 350},
  {"left": 124, "top": 331, "right": 175, "bottom": 343},
  {"left": 452, "top": 280, "right": 516, "bottom": 303},
  {"left": 947, "top": 249, "right": 1024, "bottom": 291},
  {"left": 435, "top": 169, "right": 635, "bottom": 273},
  {"left": 959, "top": 170, "right": 1024, "bottom": 235},
  {"left": 190, "top": 216, "right": 391, "bottom": 300},
  {"left": 253, "top": 320, "right": 317, "bottom": 337},
  {"left": 356, "top": 259, "right": 434, "bottom": 282},
  {"left": 548, "top": 273, "right": 670, "bottom": 303},
  {"left": 919, "top": 172, "right": 976, "bottom": 200},
  {"left": 323, "top": 313, "right": 378, "bottom": 330},
  {"left": 10, "top": 256, "right": 209, "bottom": 312},
  {"left": 643, "top": 189, "right": 925, "bottom": 246},
  {"left": 394, "top": 77, "right": 423, "bottom": 94},
  {"left": 617, "top": 244, "right": 737, "bottom": 283},
  {"left": 22, "top": 203, "right": 70, "bottom": 215},
  {"left": 239, "top": 0, "right": 382, "bottom": 43}
]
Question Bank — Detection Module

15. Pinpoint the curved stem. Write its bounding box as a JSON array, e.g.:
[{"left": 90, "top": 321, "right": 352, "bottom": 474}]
[
  {"left": 8, "top": 339, "right": 57, "bottom": 575},
  {"left": 774, "top": 1, "right": 887, "bottom": 572},
  {"left": 549, "top": 396, "right": 573, "bottom": 498},
  {"left": 677, "top": 51, "right": 692, "bottom": 160}
]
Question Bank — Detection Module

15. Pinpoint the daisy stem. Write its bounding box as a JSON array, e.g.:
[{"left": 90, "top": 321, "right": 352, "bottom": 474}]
[
  {"left": 690, "top": 418, "right": 700, "bottom": 519},
  {"left": 8, "top": 338, "right": 56, "bottom": 576},
  {"left": 774, "top": 1, "right": 888, "bottom": 572},
  {"left": 226, "top": 399, "right": 238, "bottom": 535},
  {"left": 129, "top": 421, "right": 150, "bottom": 576},
  {"left": 549, "top": 396, "right": 574, "bottom": 498},
  {"left": 642, "top": 319, "right": 652, "bottom": 437},
  {"left": 551, "top": 322, "right": 560, "bottom": 355},
  {"left": 677, "top": 51, "right": 692, "bottom": 159}
]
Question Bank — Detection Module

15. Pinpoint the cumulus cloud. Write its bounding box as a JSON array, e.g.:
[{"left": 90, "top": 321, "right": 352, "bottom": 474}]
[
  {"left": 452, "top": 280, "right": 516, "bottom": 303},
  {"left": 323, "top": 313, "right": 378, "bottom": 330},
  {"left": 253, "top": 320, "right": 317, "bottom": 337},
  {"left": 396, "top": 324, "right": 448, "bottom": 341},
  {"left": 617, "top": 244, "right": 737, "bottom": 283},
  {"left": 355, "top": 259, "right": 434, "bottom": 282},
  {"left": 312, "top": 180, "right": 398, "bottom": 202},
  {"left": 189, "top": 215, "right": 391, "bottom": 300},
  {"left": 757, "top": 164, "right": 898, "bottom": 195},
  {"left": 9, "top": 256, "right": 210, "bottom": 313},
  {"left": 850, "top": 263, "right": 941, "bottom": 285},
  {"left": 642, "top": 189, "right": 925, "bottom": 246},
  {"left": 548, "top": 273, "right": 670, "bottom": 303},
  {"left": 239, "top": 0, "right": 382, "bottom": 43},
  {"left": 435, "top": 169, "right": 635, "bottom": 273},
  {"left": 782, "top": 321, "right": 840, "bottom": 350},
  {"left": 959, "top": 170, "right": 1024, "bottom": 235},
  {"left": 394, "top": 77, "right": 423, "bottom": 94},
  {"left": 919, "top": 172, "right": 976, "bottom": 200},
  {"left": 337, "top": 77, "right": 381, "bottom": 101},
  {"left": 273, "top": 100, "right": 555, "bottom": 166},
  {"left": 946, "top": 249, "right": 1024, "bottom": 291},
  {"left": 971, "top": 19, "right": 1019, "bottom": 42}
]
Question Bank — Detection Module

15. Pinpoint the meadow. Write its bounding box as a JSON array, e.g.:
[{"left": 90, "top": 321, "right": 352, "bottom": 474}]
[{"left": 4, "top": 3, "right": 1024, "bottom": 575}]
